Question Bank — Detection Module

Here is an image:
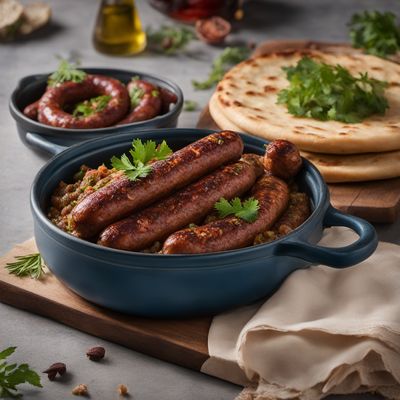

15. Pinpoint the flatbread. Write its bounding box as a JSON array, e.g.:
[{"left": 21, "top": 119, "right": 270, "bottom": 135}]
[
  {"left": 301, "top": 149, "right": 400, "bottom": 183},
  {"left": 213, "top": 50, "right": 400, "bottom": 154},
  {"left": 211, "top": 91, "right": 400, "bottom": 183},
  {"left": 209, "top": 92, "right": 242, "bottom": 131}
]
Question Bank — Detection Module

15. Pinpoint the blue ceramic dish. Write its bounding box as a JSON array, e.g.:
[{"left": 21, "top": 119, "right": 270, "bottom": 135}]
[
  {"left": 9, "top": 68, "right": 183, "bottom": 155},
  {"left": 30, "top": 128, "right": 378, "bottom": 318}
]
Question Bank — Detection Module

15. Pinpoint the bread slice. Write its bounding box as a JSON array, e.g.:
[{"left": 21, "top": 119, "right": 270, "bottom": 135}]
[
  {"left": 18, "top": 2, "right": 51, "bottom": 35},
  {"left": 0, "top": 0, "right": 23, "bottom": 39}
]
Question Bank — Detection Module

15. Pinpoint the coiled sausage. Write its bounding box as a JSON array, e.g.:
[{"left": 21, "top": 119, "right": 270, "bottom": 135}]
[{"left": 38, "top": 75, "right": 130, "bottom": 129}]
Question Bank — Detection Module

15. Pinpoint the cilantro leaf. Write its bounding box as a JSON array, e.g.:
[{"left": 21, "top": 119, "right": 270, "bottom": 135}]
[
  {"left": 277, "top": 56, "right": 389, "bottom": 123},
  {"left": 0, "top": 347, "right": 42, "bottom": 398},
  {"left": 214, "top": 197, "right": 259, "bottom": 223},
  {"left": 193, "top": 46, "right": 250, "bottom": 90},
  {"left": 48, "top": 59, "right": 87, "bottom": 87},
  {"left": 111, "top": 139, "right": 172, "bottom": 181},
  {"left": 349, "top": 11, "right": 400, "bottom": 58},
  {"left": 183, "top": 100, "right": 198, "bottom": 111},
  {"left": 129, "top": 139, "right": 172, "bottom": 164},
  {"left": 147, "top": 25, "right": 195, "bottom": 54},
  {"left": 129, "top": 83, "right": 145, "bottom": 108},
  {"left": 125, "top": 162, "right": 152, "bottom": 181},
  {"left": 72, "top": 95, "right": 111, "bottom": 118}
]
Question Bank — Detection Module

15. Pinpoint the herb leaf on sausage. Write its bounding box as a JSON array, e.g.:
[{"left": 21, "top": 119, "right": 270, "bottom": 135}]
[
  {"left": 72, "top": 95, "right": 111, "bottom": 118},
  {"left": 277, "top": 56, "right": 389, "bottom": 123},
  {"left": 48, "top": 59, "right": 87, "bottom": 87},
  {"left": 349, "top": 11, "right": 400, "bottom": 58},
  {"left": 215, "top": 197, "right": 259, "bottom": 222},
  {"left": 111, "top": 139, "right": 172, "bottom": 181}
]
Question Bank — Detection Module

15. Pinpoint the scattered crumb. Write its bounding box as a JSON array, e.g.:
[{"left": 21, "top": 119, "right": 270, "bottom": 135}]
[
  {"left": 72, "top": 384, "right": 88, "bottom": 396},
  {"left": 118, "top": 384, "right": 129, "bottom": 396}
]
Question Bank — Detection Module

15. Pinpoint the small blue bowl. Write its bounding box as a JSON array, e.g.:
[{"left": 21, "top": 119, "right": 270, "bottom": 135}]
[
  {"left": 30, "top": 128, "right": 378, "bottom": 318},
  {"left": 9, "top": 68, "right": 183, "bottom": 155}
]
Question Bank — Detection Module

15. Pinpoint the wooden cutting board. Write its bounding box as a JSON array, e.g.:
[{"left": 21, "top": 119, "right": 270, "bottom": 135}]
[
  {"left": 197, "top": 40, "right": 400, "bottom": 223},
  {"left": 0, "top": 240, "right": 211, "bottom": 372}
]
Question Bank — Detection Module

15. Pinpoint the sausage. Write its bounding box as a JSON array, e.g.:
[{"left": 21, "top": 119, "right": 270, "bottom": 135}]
[
  {"left": 98, "top": 154, "right": 264, "bottom": 251},
  {"left": 38, "top": 75, "right": 130, "bottom": 129},
  {"left": 23, "top": 100, "right": 40, "bottom": 120},
  {"left": 159, "top": 87, "right": 178, "bottom": 114},
  {"left": 264, "top": 140, "right": 302, "bottom": 180},
  {"left": 162, "top": 174, "right": 289, "bottom": 254},
  {"left": 71, "top": 131, "right": 244, "bottom": 238},
  {"left": 254, "top": 192, "right": 310, "bottom": 244},
  {"left": 117, "top": 79, "right": 162, "bottom": 125}
]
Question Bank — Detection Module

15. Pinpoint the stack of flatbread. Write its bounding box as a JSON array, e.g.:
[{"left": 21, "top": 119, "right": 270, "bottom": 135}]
[{"left": 209, "top": 47, "right": 400, "bottom": 183}]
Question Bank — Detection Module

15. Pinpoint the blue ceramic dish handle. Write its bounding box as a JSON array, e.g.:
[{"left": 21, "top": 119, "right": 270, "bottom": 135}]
[
  {"left": 276, "top": 206, "right": 378, "bottom": 268},
  {"left": 26, "top": 133, "right": 67, "bottom": 156}
]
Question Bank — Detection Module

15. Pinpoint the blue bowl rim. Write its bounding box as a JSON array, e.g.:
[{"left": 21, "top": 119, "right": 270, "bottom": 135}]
[
  {"left": 9, "top": 67, "right": 184, "bottom": 134},
  {"left": 30, "top": 128, "right": 329, "bottom": 265}
]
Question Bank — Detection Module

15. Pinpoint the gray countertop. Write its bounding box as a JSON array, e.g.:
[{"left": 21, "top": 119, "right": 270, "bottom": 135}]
[{"left": 0, "top": 0, "right": 399, "bottom": 398}]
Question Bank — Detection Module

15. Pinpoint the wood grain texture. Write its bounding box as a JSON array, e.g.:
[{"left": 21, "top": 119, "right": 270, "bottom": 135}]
[
  {"left": 197, "top": 40, "right": 400, "bottom": 223},
  {"left": 0, "top": 245, "right": 211, "bottom": 371}
]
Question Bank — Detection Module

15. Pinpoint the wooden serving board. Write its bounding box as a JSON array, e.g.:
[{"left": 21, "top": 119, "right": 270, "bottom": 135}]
[
  {"left": 0, "top": 240, "right": 211, "bottom": 372},
  {"left": 197, "top": 40, "right": 400, "bottom": 223}
]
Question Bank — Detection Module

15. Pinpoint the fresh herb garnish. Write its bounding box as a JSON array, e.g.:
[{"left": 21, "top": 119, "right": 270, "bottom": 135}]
[
  {"left": 183, "top": 100, "right": 198, "bottom": 111},
  {"left": 129, "top": 84, "right": 145, "bottom": 108},
  {"left": 0, "top": 347, "right": 42, "bottom": 398},
  {"left": 215, "top": 197, "right": 259, "bottom": 223},
  {"left": 147, "top": 25, "right": 195, "bottom": 54},
  {"left": 277, "top": 56, "right": 389, "bottom": 123},
  {"left": 349, "top": 11, "right": 400, "bottom": 58},
  {"left": 193, "top": 46, "right": 250, "bottom": 90},
  {"left": 72, "top": 95, "right": 111, "bottom": 118},
  {"left": 48, "top": 59, "right": 87, "bottom": 87},
  {"left": 5, "top": 253, "right": 45, "bottom": 280},
  {"left": 111, "top": 139, "right": 172, "bottom": 181},
  {"left": 151, "top": 90, "right": 160, "bottom": 97}
]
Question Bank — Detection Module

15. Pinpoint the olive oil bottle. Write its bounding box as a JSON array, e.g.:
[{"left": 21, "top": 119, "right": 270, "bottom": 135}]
[{"left": 93, "top": 0, "right": 146, "bottom": 56}]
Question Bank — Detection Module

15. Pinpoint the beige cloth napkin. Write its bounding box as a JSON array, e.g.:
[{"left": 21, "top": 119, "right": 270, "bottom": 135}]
[{"left": 201, "top": 227, "right": 400, "bottom": 399}]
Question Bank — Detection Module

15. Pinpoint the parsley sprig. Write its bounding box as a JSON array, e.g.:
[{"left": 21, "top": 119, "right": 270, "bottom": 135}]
[
  {"left": 349, "top": 11, "right": 400, "bottom": 58},
  {"left": 147, "top": 25, "right": 195, "bottom": 54},
  {"left": 215, "top": 197, "right": 259, "bottom": 223},
  {"left": 72, "top": 95, "right": 111, "bottom": 118},
  {"left": 277, "top": 57, "right": 389, "bottom": 123},
  {"left": 193, "top": 46, "right": 250, "bottom": 90},
  {"left": 0, "top": 347, "right": 42, "bottom": 398},
  {"left": 111, "top": 139, "right": 172, "bottom": 181},
  {"left": 5, "top": 253, "right": 45, "bottom": 280},
  {"left": 183, "top": 100, "right": 198, "bottom": 111},
  {"left": 48, "top": 60, "right": 87, "bottom": 87}
]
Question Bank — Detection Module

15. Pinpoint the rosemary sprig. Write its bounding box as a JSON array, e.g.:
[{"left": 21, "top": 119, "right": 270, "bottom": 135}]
[{"left": 5, "top": 253, "right": 45, "bottom": 280}]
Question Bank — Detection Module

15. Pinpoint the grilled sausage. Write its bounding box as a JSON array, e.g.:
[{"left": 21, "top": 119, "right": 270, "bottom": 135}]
[
  {"left": 71, "top": 131, "right": 244, "bottom": 238},
  {"left": 159, "top": 87, "right": 178, "bottom": 114},
  {"left": 98, "top": 154, "right": 264, "bottom": 251},
  {"left": 23, "top": 100, "right": 40, "bottom": 120},
  {"left": 162, "top": 174, "right": 289, "bottom": 254},
  {"left": 264, "top": 140, "right": 302, "bottom": 180},
  {"left": 117, "top": 79, "right": 162, "bottom": 125},
  {"left": 254, "top": 192, "right": 310, "bottom": 244},
  {"left": 38, "top": 75, "right": 130, "bottom": 129}
]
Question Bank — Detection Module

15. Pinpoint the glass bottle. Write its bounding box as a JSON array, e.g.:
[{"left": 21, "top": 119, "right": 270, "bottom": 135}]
[{"left": 93, "top": 0, "right": 146, "bottom": 56}]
